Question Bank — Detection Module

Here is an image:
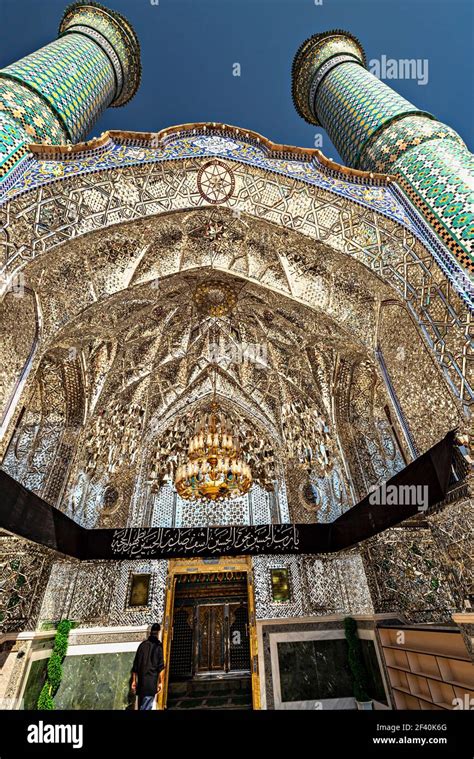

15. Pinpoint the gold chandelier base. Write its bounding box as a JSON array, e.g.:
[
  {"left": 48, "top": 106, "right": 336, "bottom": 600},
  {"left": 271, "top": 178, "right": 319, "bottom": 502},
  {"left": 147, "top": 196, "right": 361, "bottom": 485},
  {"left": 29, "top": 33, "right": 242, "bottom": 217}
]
[
  {"left": 174, "top": 387, "right": 252, "bottom": 502},
  {"left": 176, "top": 479, "right": 252, "bottom": 502},
  {"left": 175, "top": 455, "right": 252, "bottom": 502}
]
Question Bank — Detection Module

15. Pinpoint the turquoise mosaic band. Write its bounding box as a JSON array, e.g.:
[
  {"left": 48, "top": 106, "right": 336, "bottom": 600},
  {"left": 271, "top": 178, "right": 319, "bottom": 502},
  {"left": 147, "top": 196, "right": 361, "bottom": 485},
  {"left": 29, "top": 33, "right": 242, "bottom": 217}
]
[
  {"left": 293, "top": 30, "right": 474, "bottom": 274},
  {"left": 395, "top": 139, "right": 474, "bottom": 268},
  {"left": 59, "top": 2, "right": 141, "bottom": 108},
  {"left": 316, "top": 61, "right": 428, "bottom": 167},
  {"left": 0, "top": 33, "right": 115, "bottom": 143},
  {"left": 308, "top": 54, "right": 363, "bottom": 120},
  {"left": 0, "top": 77, "right": 67, "bottom": 150},
  {"left": 292, "top": 31, "right": 366, "bottom": 126},
  {"left": 0, "top": 2, "right": 141, "bottom": 182},
  {"left": 360, "top": 114, "right": 464, "bottom": 174},
  {"left": 0, "top": 76, "right": 68, "bottom": 181},
  {"left": 0, "top": 112, "right": 28, "bottom": 180},
  {"left": 63, "top": 24, "right": 124, "bottom": 102}
]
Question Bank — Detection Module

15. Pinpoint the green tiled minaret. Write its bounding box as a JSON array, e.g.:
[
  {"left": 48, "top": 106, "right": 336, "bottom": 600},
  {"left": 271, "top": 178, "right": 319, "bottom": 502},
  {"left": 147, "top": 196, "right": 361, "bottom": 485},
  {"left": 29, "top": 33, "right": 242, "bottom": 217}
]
[
  {"left": 0, "top": 2, "right": 141, "bottom": 181},
  {"left": 292, "top": 30, "right": 473, "bottom": 274}
]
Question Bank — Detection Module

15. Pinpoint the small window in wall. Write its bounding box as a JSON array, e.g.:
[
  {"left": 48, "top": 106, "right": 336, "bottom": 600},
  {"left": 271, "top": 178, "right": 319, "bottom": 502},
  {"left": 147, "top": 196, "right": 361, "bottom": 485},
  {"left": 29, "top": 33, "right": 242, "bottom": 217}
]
[
  {"left": 270, "top": 568, "right": 291, "bottom": 603},
  {"left": 128, "top": 573, "right": 151, "bottom": 607}
]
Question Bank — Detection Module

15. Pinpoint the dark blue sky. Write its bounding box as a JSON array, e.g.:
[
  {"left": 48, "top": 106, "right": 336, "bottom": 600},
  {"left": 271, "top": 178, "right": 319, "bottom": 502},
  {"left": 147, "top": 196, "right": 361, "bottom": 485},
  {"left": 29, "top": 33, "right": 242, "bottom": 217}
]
[{"left": 1, "top": 0, "right": 473, "bottom": 163}]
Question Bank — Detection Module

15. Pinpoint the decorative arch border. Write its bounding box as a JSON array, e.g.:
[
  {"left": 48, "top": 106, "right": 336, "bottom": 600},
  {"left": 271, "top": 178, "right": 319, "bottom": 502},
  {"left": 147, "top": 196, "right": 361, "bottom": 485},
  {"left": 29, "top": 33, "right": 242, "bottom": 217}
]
[{"left": 0, "top": 146, "right": 470, "bottom": 454}]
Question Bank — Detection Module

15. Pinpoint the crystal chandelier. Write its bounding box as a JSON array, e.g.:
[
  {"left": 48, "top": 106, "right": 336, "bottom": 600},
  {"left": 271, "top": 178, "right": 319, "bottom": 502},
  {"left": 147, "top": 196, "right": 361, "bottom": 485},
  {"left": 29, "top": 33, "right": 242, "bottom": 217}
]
[
  {"left": 174, "top": 307, "right": 252, "bottom": 502},
  {"left": 174, "top": 401, "right": 252, "bottom": 501}
]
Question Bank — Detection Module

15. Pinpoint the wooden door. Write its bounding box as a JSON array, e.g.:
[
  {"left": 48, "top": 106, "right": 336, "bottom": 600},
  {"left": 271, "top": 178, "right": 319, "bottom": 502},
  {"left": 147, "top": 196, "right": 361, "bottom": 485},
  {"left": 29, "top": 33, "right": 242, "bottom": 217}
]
[{"left": 196, "top": 604, "right": 226, "bottom": 672}]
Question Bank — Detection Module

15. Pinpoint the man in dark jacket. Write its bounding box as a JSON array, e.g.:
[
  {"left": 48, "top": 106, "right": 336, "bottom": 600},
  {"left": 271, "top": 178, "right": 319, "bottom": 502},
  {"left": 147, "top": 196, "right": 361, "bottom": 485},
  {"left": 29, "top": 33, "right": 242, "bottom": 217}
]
[{"left": 131, "top": 623, "right": 165, "bottom": 710}]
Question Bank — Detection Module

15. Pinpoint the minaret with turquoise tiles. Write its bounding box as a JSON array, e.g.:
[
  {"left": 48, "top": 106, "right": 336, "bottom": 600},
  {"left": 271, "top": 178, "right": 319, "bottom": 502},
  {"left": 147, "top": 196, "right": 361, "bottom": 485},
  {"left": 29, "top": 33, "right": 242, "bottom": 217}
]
[
  {"left": 292, "top": 30, "right": 473, "bottom": 277},
  {"left": 0, "top": 1, "right": 141, "bottom": 182}
]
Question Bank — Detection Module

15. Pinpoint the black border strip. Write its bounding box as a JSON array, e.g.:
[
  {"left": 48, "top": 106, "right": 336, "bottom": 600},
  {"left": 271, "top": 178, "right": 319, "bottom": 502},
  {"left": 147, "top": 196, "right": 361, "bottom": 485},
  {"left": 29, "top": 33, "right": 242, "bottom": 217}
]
[{"left": 0, "top": 431, "right": 455, "bottom": 559}]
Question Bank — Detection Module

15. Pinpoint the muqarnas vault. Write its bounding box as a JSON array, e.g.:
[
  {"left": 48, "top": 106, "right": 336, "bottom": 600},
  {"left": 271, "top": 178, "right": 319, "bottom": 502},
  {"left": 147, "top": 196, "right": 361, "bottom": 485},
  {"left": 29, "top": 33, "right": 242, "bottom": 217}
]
[{"left": 0, "top": 3, "right": 472, "bottom": 712}]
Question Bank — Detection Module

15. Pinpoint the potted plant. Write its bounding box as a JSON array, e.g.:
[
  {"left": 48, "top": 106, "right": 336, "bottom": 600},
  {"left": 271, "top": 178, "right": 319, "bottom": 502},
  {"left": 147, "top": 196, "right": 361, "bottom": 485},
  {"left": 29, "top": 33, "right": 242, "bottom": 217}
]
[{"left": 344, "top": 616, "right": 373, "bottom": 710}]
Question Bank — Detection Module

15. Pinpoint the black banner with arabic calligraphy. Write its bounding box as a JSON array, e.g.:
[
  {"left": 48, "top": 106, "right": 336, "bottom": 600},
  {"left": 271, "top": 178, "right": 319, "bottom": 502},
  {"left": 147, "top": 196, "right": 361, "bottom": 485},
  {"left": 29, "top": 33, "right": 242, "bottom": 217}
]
[
  {"left": 0, "top": 431, "right": 456, "bottom": 559},
  {"left": 103, "top": 524, "right": 301, "bottom": 559}
]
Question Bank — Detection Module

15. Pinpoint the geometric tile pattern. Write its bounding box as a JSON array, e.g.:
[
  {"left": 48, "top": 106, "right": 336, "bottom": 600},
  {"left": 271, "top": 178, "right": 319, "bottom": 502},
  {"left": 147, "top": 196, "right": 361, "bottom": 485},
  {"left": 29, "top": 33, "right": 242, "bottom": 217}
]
[
  {"left": 0, "top": 112, "right": 29, "bottom": 181},
  {"left": 0, "top": 1, "right": 140, "bottom": 187},
  {"left": 292, "top": 30, "right": 473, "bottom": 282},
  {"left": 316, "top": 61, "right": 425, "bottom": 168},
  {"left": 0, "top": 75, "right": 68, "bottom": 182},
  {"left": 59, "top": 2, "right": 141, "bottom": 107},
  {"left": 37, "top": 561, "right": 80, "bottom": 626},
  {"left": 285, "top": 462, "right": 353, "bottom": 524},
  {"left": 2, "top": 128, "right": 470, "bottom": 307},
  {"left": 0, "top": 77, "right": 67, "bottom": 146},
  {"left": 0, "top": 142, "right": 470, "bottom": 419},
  {"left": 304, "top": 554, "right": 373, "bottom": 615},
  {"left": 379, "top": 298, "right": 466, "bottom": 455},
  {"left": 252, "top": 555, "right": 309, "bottom": 619},
  {"left": 64, "top": 24, "right": 124, "bottom": 103},
  {"left": 150, "top": 482, "right": 290, "bottom": 527},
  {"left": 336, "top": 357, "right": 408, "bottom": 499},
  {"left": 362, "top": 114, "right": 463, "bottom": 174},
  {"left": 0, "top": 34, "right": 115, "bottom": 142},
  {"left": 2, "top": 520, "right": 467, "bottom": 630},
  {"left": 30, "top": 549, "right": 385, "bottom": 627},
  {"left": 176, "top": 491, "right": 251, "bottom": 528},
  {"left": 252, "top": 552, "right": 373, "bottom": 620},
  {"left": 0, "top": 136, "right": 470, "bottom": 415},
  {"left": 0, "top": 289, "right": 38, "bottom": 426},
  {"left": 291, "top": 30, "right": 366, "bottom": 125},
  {"left": 68, "top": 562, "right": 117, "bottom": 623},
  {"left": 1, "top": 378, "right": 66, "bottom": 499},
  {"left": 1, "top": 350, "right": 84, "bottom": 506},
  {"left": 38, "top": 559, "right": 168, "bottom": 628},
  {"left": 109, "top": 560, "right": 168, "bottom": 627},
  {"left": 1, "top": 132, "right": 413, "bottom": 227},
  {"left": 0, "top": 62, "right": 72, "bottom": 183},
  {"left": 362, "top": 524, "right": 461, "bottom": 623},
  {"left": 0, "top": 536, "right": 53, "bottom": 632},
  {"left": 395, "top": 138, "right": 474, "bottom": 270}
]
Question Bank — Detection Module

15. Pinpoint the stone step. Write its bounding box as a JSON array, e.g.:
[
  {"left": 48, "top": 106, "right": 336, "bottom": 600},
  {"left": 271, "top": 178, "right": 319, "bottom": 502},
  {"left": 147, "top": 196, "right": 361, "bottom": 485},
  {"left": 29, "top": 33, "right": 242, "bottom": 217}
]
[
  {"left": 167, "top": 695, "right": 253, "bottom": 710},
  {"left": 168, "top": 677, "right": 251, "bottom": 697},
  {"left": 167, "top": 677, "right": 253, "bottom": 710}
]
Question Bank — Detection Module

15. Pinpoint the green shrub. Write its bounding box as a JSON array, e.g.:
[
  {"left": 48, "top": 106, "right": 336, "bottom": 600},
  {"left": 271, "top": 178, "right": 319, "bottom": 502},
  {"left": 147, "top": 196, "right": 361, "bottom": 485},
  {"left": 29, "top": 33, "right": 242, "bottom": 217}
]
[
  {"left": 344, "top": 616, "right": 371, "bottom": 703},
  {"left": 56, "top": 619, "right": 73, "bottom": 637},
  {"left": 53, "top": 632, "right": 69, "bottom": 659},
  {"left": 36, "top": 618, "right": 72, "bottom": 709},
  {"left": 47, "top": 653, "right": 63, "bottom": 691},
  {"left": 37, "top": 683, "right": 55, "bottom": 710}
]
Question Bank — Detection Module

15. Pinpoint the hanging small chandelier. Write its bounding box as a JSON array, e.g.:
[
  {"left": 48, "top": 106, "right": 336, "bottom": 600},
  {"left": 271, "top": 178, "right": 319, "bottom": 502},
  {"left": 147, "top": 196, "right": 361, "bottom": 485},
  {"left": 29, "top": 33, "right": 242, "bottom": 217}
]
[{"left": 174, "top": 401, "right": 252, "bottom": 501}]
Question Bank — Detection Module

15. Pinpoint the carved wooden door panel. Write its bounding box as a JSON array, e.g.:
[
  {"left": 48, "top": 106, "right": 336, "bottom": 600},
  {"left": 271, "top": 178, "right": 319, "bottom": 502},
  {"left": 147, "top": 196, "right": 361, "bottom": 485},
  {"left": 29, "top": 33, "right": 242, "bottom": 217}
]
[{"left": 196, "top": 604, "right": 225, "bottom": 672}]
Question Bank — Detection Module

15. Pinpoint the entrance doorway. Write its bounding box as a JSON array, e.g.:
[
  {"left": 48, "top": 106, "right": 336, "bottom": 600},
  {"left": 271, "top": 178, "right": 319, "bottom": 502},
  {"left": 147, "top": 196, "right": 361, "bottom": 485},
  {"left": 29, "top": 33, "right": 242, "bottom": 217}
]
[
  {"left": 159, "top": 558, "right": 259, "bottom": 710},
  {"left": 195, "top": 602, "right": 250, "bottom": 673}
]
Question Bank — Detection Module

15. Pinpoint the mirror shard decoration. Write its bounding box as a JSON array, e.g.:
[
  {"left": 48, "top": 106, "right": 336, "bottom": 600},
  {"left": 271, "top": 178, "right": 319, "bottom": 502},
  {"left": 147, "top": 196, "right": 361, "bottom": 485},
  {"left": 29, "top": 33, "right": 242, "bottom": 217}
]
[{"left": 0, "top": 7, "right": 472, "bottom": 713}]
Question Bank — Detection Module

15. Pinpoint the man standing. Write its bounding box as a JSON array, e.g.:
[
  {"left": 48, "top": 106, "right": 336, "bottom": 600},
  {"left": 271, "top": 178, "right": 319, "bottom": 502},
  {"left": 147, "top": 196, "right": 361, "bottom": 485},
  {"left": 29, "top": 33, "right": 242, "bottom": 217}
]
[{"left": 131, "top": 623, "right": 165, "bottom": 710}]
